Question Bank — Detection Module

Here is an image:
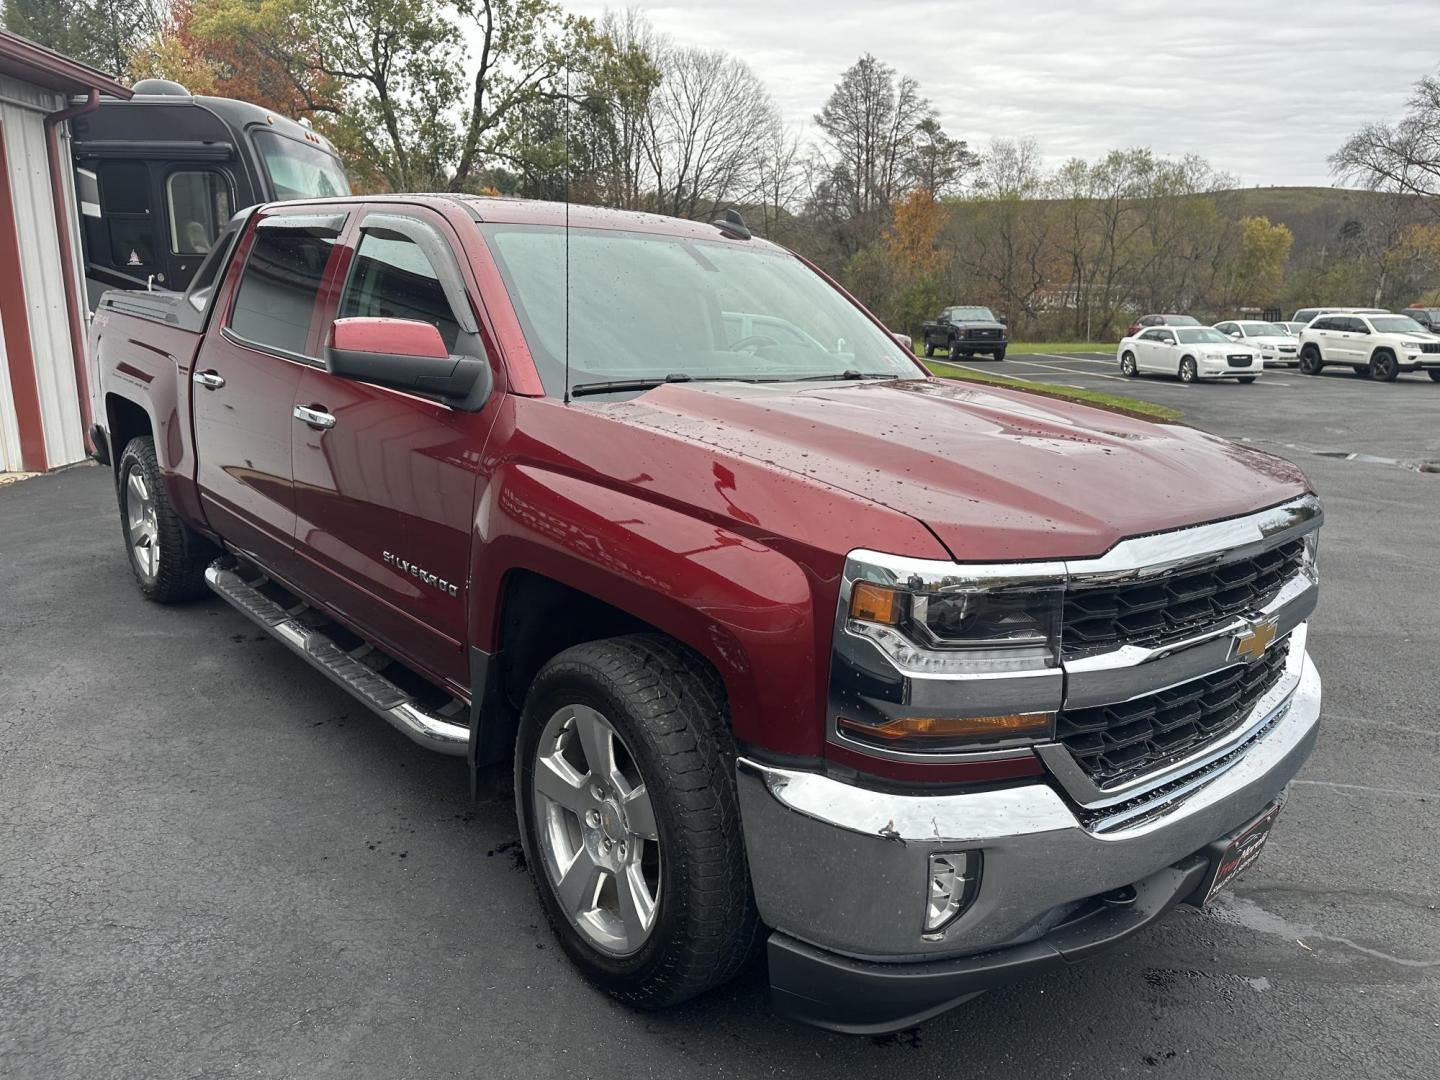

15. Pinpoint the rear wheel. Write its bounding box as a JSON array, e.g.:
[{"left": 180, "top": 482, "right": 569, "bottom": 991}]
[
  {"left": 1179, "top": 357, "right": 1198, "bottom": 383},
  {"left": 1120, "top": 351, "right": 1138, "bottom": 377},
  {"left": 1368, "top": 350, "right": 1400, "bottom": 382},
  {"left": 116, "top": 437, "right": 213, "bottom": 603},
  {"left": 516, "top": 635, "right": 760, "bottom": 1009},
  {"left": 1298, "top": 346, "right": 1324, "bottom": 375}
]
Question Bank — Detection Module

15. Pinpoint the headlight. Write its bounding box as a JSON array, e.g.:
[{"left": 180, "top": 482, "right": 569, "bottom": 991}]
[
  {"left": 1302, "top": 529, "right": 1320, "bottom": 577},
  {"left": 1401, "top": 340, "right": 1422, "bottom": 349},
  {"left": 831, "top": 552, "right": 1063, "bottom": 753}
]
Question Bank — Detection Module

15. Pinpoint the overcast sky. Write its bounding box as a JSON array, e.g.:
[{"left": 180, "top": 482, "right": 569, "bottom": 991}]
[{"left": 564, "top": 0, "right": 1436, "bottom": 187}]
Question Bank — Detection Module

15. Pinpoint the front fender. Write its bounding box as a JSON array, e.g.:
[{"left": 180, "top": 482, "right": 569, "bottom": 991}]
[{"left": 470, "top": 461, "right": 826, "bottom": 757}]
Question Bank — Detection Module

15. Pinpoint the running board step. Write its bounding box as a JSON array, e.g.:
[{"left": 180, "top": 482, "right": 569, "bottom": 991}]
[{"left": 205, "top": 562, "right": 469, "bottom": 756}]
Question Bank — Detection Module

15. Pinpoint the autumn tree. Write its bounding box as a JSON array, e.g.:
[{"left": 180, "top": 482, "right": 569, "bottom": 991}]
[
  {"left": 884, "top": 188, "right": 949, "bottom": 332},
  {"left": 1225, "top": 216, "right": 1293, "bottom": 309}
]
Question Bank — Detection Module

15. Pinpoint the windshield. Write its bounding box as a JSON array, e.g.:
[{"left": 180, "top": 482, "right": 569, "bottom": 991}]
[
  {"left": 254, "top": 131, "right": 351, "bottom": 200},
  {"left": 946, "top": 306, "right": 996, "bottom": 321},
  {"left": 1176, "top": 328, "right": 1230, "bottom": 344},
  {"left": 479, "top": 224, "right": 923, "bottom": 395},
  {"left": 1239, "top": 322, "right": 1289, "bottom": 336},
  {"left": 1368, "top": 316, "right": 1425, "bottom": 334}
]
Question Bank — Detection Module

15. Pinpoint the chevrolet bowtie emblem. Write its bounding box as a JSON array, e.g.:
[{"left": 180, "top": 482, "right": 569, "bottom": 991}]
[{"left": 1234, "top": 618, "right": 1278, "bottom": 662}]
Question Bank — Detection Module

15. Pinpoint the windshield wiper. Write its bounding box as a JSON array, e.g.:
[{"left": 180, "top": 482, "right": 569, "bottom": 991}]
[
  {"left": 782, "top": 370, "right": 899, "bottom": 382},
  {"left": 570, "top": 373, "right": 694, "bottom": 398}
]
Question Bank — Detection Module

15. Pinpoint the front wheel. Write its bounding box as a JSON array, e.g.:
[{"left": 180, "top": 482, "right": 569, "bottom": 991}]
[
  {"left": 1237, "top": 376, "right": 1257, "bottom": 384},
  {"left": 1179, "top": 357, "right": 1198, "bottom": 383},
  {"left": 923, "top": 341, "right": 935, "bottom": 358},
  {"left": 1120, "top": 351, "right": 1138, "bottom": 377},
  {"left": 516, "top": 635, "right": 760, "bottom": 1009},
  {"left": 992, "top": 348, "right": 1006, "bottom": 361},
  {"left": 116, "top": 437, "right": 213, "bottom": 603},
  {"left": 1369, "top": 351, "right": 1400, "bottom": 382},
  {"left": 1298, "top": 346, "right": 1324, "bottom": 375},
  {"left": 1428, "top": 369, "right": 1440, "bottom": 382}
]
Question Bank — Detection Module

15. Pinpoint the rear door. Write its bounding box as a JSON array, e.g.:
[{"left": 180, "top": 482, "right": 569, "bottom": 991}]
[
  {"left": 288, "top": 207, "right": 501, "bottom": 690},
  {"left": 192, "top": 208, "right": 349, "bottom": 572}
]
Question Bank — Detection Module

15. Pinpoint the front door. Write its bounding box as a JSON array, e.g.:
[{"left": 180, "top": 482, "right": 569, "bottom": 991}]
[
  {"left": 289, "top": 208, "right": 500, "bottom": 691},
  {"left": 192, "top": 209, "right": 349, "bottom": 572}
]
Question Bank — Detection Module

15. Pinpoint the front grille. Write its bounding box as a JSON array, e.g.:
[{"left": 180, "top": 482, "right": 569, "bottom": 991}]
[
  {"left": 1279, "top": 345, "right": 1297, "bottom": 353},
  {"left": 1226, "top": 354, "right": 1253, "bottom": 367},
  {"left": 966, "top": 328, "right": 1001, "bottom": 340},
  {"left": 1058, "top": 636, "right": 1292, "bottom": 787},
  {"left": 1063, "top": 539, "right": 1305, "bottom": 653},
  {"left": 1421, "top": 342, "right": 1440, "bottom": 354}
]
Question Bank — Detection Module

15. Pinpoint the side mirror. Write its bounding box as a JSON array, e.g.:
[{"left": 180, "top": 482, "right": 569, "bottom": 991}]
[
  {"left": 1228, "top": 332, "right": 1241, "bottom": 340},
  {"left": 998, "top": 315, "right": 1008, "bottom": 326},
  {"left": 890, "top": 330, "right": 914, "bottom": 352},
  {"left": 326, "top": 318, "right": 493, "bottom": 411}
]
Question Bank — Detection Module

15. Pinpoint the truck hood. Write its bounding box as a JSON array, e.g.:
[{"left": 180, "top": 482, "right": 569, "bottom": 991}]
[{"left": 604, "top": 378, "right": 1309, "bottom": 561}]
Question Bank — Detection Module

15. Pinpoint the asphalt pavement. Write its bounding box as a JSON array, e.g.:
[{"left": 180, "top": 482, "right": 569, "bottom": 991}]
[{"left": 2, "top": 374, "right": 1438, "bottom": 1078}]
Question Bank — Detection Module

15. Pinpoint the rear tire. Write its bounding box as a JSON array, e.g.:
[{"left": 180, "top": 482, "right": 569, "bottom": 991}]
[
  {"left": 1368, "top": 350, "right": 1399, "bottom": 382},
  {"left": 1179, "top": 357, "right": 1198, "bottom": 383},
  {"left": 116, "top": 436, "right": 213, "bottom": 603},
  {"left": 516, "top": 634, "right": 761, "bottom": 1010},
  {"left": 1298, "top": 346, "right": 1324, "bottom": 375}
]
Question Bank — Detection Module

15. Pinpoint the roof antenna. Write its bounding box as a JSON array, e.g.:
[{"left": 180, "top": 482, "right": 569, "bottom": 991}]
[{"left": 562, "top": 61, "right": 572, "bottom": 406}]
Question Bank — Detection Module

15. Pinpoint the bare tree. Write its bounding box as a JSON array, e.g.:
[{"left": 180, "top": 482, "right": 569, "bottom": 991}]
[
  {"left": 812, "top": 54, "right": 934, "bottom": 236},
  {"left": 644, "top": 46, "right": 777, "bottom": 220},
  {"left": 1332, "top": 74, "right": 1440, "bottom": 212}
]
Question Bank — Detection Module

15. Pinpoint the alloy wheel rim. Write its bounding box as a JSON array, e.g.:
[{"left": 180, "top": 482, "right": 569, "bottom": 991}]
[
  {"left": 1374, "top": 356, "right": 1395, "bottom": 380},
  {"left": 125, "top": 470, "right": 160, "bottom": 582},
  {"left": 532, "top": 704, "right": 661, "bottom": 956}
]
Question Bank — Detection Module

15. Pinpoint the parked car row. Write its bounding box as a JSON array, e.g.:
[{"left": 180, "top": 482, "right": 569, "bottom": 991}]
[{"left": 1117, "top": 306, "right": 1440, "bottom": 383}]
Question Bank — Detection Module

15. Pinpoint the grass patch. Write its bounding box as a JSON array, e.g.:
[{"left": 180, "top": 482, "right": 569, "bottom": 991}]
[
  {"left": 1005, "top": 341, "right": 1118, "bottom": 355},
  {"left": 925, "top": 360, "right": 1183, "bottom": 421}
]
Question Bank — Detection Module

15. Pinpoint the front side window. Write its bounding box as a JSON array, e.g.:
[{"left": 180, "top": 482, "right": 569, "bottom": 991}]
[
  {"left": 229, "top": 213, "right": 346, "bottom": 356},
  {"left": 479, "top": 224, "right": 921, "bottom": 396},
  {"left": 253, "top": 131, "right": 351, "bottom": 200},
  {"left": 1215, "top": 323, "right": 1236, "bottom": 336},
  {"left": 340, "top": 226, "right": 460, "bottom": 351},
  {"left": 168, "top": 171, "right": 232, "bottom": 254}
]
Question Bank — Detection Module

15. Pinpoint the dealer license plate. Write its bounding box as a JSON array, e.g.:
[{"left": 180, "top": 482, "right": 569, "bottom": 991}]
[{"left": 1197, "top": 799, "right": 1284, "bottom": 905}]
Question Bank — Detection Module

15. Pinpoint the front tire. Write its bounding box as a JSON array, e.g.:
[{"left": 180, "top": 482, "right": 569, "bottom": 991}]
[
  {"left": 116, "top": 437, "right": 213, "bottom": 603},
  {"left": 1237, "top": 376, "right": 1257, "bottom": 384},
  {"left": 1120, "top": 351, "right": 1138, "bottom": 377},
  {"left": 1179, "top": 357, "right": 1198, "bottom": 383},
  {"left": 1368, "top": 350, "right": 1400, "bottom": 382},
  {"left": 516, "top": 635, "right": 760, "bottom": 1009},
  {"left": 993, "top": 348, "right": 1006, "bottom": 361},
  {"left": 1299, "top": 346, "right": 1324, "bottom": 375},
  {"left": 923, "top": 341, "right": 935, "bottom": 358},
  {"left": 1428, "top": 369, "right": 1440, "bottom": 382}
]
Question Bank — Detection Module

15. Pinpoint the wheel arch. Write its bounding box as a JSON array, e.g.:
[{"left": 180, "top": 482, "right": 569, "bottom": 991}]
[{"left": 105, "top": 393, "right": 154, "bottom": 480}]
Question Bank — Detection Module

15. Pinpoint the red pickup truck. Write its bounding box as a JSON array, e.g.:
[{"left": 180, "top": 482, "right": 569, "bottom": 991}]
[{"left": 89, "top": 195, "right": 1323, "bottom": 1034}]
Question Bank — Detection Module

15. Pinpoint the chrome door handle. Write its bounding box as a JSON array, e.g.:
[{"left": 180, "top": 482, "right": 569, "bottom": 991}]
[
  {"left": 192, "top": 370, "right": 225, "bottom": 390},
  {"left": 293, "top": 404, "right": 336, "bottom": 429}
]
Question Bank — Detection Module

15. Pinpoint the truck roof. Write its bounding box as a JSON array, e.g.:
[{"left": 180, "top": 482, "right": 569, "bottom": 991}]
[{"left": 259, "top": 193, "right": 782, "bottom": 246}]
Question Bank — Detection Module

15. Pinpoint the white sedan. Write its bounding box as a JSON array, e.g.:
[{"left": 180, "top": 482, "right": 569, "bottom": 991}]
[
  {"left": 1213, "top": 320, "right": 1299, "bottom": 366},
  {"left": 1117, "top": 326, "right": 1263, "bottom": 383}
]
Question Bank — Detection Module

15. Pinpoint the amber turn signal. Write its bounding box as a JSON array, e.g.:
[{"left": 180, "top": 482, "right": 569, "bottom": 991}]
[
  {"left": 850, "top": 581, "right": 902, "bottom": 625},
  {"left": 838, "top": 711, "right": 1055, "bottom": 743}
]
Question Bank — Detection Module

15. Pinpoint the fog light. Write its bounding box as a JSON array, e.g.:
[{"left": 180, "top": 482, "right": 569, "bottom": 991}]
[{"left": 926, "top": 851, "right": 981, "bottom": 933}]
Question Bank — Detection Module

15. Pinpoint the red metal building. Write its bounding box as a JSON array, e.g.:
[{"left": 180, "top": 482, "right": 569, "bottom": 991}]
[{"left": 0, "top": 30, "right": 130, "bottom": 472}]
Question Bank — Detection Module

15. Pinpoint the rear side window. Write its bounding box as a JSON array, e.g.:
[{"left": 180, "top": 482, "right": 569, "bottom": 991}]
[
  {"left": 1310, "top": 317, "right": 1337, "bottom": 331},
  {"left": 339, "top": 226, "right": 460, "bottom": 350},
  {"left": 229, "top": 213, "right": 346, "bottom": 356}
]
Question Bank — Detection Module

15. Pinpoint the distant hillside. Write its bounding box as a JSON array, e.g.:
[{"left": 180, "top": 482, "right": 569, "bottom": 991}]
[{"left": 1215, "top": 186, "right": 1433, "bottom": 261}]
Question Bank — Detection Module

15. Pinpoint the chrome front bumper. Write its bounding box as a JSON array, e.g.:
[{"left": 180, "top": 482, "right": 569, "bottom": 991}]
[{"left": 736, "top": 647, "right": 1321, "bottom": 962}]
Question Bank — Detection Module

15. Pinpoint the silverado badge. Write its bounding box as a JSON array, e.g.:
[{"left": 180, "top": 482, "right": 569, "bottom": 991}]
[
  {"left": 383, "top": 551, "right": 460, "bottom": 597},
  {"left": 1233, "top": 617, "right": 1278, "bottom": 663}
]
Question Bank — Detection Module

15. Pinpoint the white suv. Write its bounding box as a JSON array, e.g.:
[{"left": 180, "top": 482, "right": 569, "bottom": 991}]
[{"left": 1297, "top": 312, "right": 1440, "bottom": 382}]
